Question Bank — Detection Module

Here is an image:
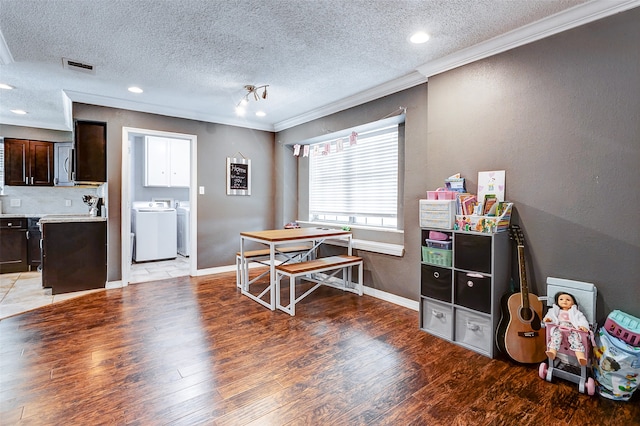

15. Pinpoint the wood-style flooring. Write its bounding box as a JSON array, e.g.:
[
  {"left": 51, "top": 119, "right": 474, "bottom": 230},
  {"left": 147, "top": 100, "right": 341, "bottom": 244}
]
[{"left": 1, "top": 270, "right": 638, "bottom": 425}]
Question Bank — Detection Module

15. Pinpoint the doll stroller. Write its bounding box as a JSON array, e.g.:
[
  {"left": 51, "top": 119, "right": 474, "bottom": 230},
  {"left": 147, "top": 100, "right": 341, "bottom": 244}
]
[{"left": 538, "top": 277, "right": 597, "bottom": 395}]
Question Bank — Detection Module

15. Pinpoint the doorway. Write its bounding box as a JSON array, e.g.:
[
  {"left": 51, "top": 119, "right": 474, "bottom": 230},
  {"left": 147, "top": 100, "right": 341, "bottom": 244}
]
[{"left": 121, "top": 127, "right": 197, "bottom": 285}]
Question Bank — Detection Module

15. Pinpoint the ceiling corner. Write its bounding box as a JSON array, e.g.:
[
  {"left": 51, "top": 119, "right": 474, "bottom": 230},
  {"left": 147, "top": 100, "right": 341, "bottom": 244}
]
[
  {"left": 273, "top": 71, "right": 427, "bottom": 132},
  {"left": 416, "top": 0, "right": 640, "bottom": 78}
]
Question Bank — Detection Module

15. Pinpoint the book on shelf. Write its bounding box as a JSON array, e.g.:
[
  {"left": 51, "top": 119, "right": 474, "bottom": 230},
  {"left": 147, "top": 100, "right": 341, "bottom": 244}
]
[{"left": 482, "top": 194, "right": 497, "bottom": 216}]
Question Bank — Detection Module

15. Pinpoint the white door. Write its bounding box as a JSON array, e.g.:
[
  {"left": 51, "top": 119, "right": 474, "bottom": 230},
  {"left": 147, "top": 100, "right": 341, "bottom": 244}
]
[{"left": 169, "top": 138, "right": 190, "bottom": 187}]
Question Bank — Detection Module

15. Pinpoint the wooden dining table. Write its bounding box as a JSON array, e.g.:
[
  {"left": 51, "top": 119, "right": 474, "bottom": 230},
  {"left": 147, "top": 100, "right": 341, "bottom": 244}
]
[{"left": 239, "top": 227, "right": 353, "bottom": 310}]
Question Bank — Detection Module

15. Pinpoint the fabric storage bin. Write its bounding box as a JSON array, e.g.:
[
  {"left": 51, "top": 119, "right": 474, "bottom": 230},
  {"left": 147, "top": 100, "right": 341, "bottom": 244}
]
[
  {"left": 455, "top": 271, "right": 491, "bottom": 313},
  {"left": 422, "top": 246, "right": 452, "bottom": 267},
  {"left": 421, "top": 264, "right": 452, "bottom": 302},
  {"left": 421, "top": 299, "right": 453, "bottom": 340},
  {"left": 454, "top": 233, "right": 492, "bottom": 274},
  {"left": 455, "top": 309, "right": 492, "bottom": 354}
]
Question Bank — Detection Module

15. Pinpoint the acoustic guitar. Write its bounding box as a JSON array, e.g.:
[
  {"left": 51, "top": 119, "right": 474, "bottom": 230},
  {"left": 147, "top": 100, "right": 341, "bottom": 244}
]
[{"left": 496, "top": 225, "right": 546, "bottom": 363}]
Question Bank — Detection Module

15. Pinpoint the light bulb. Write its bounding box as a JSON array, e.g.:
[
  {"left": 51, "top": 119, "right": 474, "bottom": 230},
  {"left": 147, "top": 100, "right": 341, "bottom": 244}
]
[{"left": 409, "top": 32, "right": 430, "bottom": 44}]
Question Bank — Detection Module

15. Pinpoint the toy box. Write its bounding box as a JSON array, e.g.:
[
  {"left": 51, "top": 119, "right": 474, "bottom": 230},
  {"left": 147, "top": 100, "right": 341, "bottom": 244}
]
[
  {"left": 454, "top": 203, "right": 513, "bottom": 234},
  {"left": 604, "top": 310, "right": 640, "bottom": 346}
]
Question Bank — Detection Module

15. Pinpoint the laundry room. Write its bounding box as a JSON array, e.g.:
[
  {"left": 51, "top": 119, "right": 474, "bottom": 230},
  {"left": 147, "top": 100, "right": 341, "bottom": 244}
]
[{"left": 129, "top": 133, "right": 190, "bottom": 281}]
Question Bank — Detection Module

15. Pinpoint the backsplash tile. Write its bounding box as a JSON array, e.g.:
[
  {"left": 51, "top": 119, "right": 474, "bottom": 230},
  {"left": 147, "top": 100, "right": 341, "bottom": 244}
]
[{"left": 0, "top": 186, "right": 98, "bottom": 216}]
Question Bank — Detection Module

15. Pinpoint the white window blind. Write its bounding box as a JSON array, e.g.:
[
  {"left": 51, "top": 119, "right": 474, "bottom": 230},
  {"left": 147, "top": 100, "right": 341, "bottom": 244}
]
[{"left": 309, "top": 124, "right": 398, "bottom": 228}]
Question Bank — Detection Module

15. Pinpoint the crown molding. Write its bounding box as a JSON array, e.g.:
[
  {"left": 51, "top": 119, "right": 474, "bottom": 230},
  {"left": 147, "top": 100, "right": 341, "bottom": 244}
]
[
  {"left": 417, "top": 0, "right": 640, "bottom": 78},
  {"left": 274, "top": 1, "right": 640, "bottom": 132},
  {"left": 63, "top": 90, "right": 276, "bottom": 132},
  {"left": 273, "top": 71, "right": 427, "bottom": 132}
]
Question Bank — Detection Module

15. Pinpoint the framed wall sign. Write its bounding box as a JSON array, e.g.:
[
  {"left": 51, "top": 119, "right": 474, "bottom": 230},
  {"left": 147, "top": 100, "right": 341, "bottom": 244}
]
[{"left": 226, "top": 157, "right": 251, "bottom": 195}]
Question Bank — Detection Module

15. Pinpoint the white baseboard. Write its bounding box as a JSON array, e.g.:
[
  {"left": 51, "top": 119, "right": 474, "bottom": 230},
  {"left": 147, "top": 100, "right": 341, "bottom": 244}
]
[
  {"left": 106, "top": 280, "right": 124, "bottom": 289},
  {"left": 196, "top": 264, "right": 237, "bottom": 276},
  {"left": 362, "top": 286, "right": 419, "bottom": 311}
]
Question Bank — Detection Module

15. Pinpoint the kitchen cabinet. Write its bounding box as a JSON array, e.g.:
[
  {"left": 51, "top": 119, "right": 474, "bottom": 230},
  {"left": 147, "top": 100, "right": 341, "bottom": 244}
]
[
  {"left": 3, "top": 139, "right": 54, "bottom": 186},
  {"left": 27, "top": 218, "right": 42, "bottom": 271},
  {"left": 54, "top": 142, "right": 74, "bottom": 186},
  {"left": 419, "top": 228, "right": 510, "bottom": 358},
  {"left": 74, "top": 120, "right": 107, "bottom": 183},
  {"left": 41, "top": 219, "right": 107, "bottom": 294},
  {"left": 144, "top": 135, "right": 190, "bottom": 187},
  {"left": 0, "top": 217, "right": 28, "bottom": 273}
]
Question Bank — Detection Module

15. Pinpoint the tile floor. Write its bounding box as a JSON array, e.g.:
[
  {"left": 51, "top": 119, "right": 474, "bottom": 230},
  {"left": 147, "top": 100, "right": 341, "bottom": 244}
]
[{"left": 0, "top": 255, "right": 190, "bottom": 320}]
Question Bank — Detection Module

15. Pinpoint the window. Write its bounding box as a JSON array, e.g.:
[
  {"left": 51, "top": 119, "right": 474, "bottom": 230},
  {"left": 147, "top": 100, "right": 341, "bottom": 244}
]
[{"left": 308, "top": 124, "right": 399, "bottom": 229}]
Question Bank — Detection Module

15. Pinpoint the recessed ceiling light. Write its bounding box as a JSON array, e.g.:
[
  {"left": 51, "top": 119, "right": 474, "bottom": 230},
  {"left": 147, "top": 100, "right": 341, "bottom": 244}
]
[
  {"left": 10, "top": 109, "right": 27, "bottom": 115},
  {"left": 255, "top": 111, "right": 266, "bottom": 117},
  {"left": 128, "top": 86, "right": 143, "bottom": 94},
  {"left": 409, "top": 31, "right": 430, "bottom": 44},
  {"left": 0, "top": 83, "right": 14, "bottom": 90}
]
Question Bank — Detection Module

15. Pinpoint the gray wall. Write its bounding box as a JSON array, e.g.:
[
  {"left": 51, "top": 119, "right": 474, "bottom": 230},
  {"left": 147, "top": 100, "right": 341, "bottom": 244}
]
[
  {"left": 278, "top": 7, "right": 639, "bottom": 320},
  {"left": 425, "top": 8, "right": 640, "bottom": 320},
  {"left": 72, "top": 104, "right": 275, "bottom": 281},
  {"left": 277, "top": 85, "right": 428, "bottom": 301}
]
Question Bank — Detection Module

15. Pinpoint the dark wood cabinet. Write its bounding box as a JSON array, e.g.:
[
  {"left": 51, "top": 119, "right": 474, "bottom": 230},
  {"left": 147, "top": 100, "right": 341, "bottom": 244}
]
[
  {"left": 3, "top": 139, "right": 54, "bottom": 186},
  {"left": 74, "top": 120, "right": 107, "bottom": 183},
  {"left": 27, "top": 218, "right": 42, "bottom": 271},
  {"left": 42, "top": 220, "right": 107, "bottom": 294},
  {"left": 0, "top": 218, "right": 28, "bottom": 273}
]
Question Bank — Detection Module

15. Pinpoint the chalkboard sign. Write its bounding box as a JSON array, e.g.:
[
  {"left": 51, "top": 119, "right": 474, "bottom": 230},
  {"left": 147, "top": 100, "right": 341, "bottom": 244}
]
[{"left": 226, "top": 157, "right": 251, "bottom": 195}]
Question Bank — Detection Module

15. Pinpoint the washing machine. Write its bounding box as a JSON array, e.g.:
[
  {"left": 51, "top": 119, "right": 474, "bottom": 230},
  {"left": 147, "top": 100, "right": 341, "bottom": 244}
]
[
  {"left": 131, "top": 201, "right": 177, "bottom": 262},
  {"left": 176, "top": 201, "right": 190, "bottom": 257}
]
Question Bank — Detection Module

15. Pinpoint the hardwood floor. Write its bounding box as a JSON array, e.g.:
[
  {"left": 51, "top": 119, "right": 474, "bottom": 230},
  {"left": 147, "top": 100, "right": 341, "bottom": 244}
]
[{"left": 0, "top": 270, "right": 637, "bottom": 425}]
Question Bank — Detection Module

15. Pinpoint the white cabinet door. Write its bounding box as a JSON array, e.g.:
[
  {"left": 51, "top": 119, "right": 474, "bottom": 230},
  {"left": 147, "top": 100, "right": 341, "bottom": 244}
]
[
  {"left": 144, "top": 136, "right": 190, "bottom": 187},
  {"left": 145, "top": 136, "right": 170, "bottom": 186},
  {"left": 169, "top": 138, "right": 190, "bottom": 187}
]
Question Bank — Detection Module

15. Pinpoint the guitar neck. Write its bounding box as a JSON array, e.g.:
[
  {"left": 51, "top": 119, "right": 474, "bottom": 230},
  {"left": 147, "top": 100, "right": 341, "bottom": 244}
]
[{"left": 517, "top": 245, "right": 530, "bottom": 309}]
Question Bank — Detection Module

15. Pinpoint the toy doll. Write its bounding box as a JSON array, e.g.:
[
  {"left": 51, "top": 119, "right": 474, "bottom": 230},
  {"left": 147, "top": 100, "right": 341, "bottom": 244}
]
[{"left": 543, "top": 292, "right": 590, "bottom": 365}]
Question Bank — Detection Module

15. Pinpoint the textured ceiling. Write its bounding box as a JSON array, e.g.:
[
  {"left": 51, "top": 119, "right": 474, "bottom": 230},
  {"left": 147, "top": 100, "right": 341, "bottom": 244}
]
[{"left": 0, "top": 0, "right": 632, "bottom": 132}]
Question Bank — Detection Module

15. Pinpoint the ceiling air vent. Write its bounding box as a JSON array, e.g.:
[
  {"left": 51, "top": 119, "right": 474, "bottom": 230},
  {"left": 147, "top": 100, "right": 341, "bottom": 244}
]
[{"left": 62, "top": 58, "right": 95, "bottom": 74}]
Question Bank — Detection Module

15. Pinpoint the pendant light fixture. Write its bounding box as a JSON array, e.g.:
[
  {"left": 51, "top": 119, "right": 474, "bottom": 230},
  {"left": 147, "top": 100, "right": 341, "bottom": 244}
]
[{"left": 235, "top": 84, "right": 269, "bottom": 116}]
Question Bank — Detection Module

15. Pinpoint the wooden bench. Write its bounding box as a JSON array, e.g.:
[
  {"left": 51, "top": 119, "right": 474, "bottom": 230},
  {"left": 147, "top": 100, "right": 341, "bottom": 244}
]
[
  {"left": 275, "top": 254, "right": 363, "bottom": 316},
  {"left": 236, "top": 245, "right": 313, "bottom": 289}
]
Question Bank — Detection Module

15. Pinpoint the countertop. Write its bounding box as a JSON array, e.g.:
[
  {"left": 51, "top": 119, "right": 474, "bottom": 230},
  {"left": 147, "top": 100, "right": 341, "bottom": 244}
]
[
  {"left": 39, "top": 214, "right": 107, "bottom": 223},
  {"left": 0, "top": 213, "right": 105, "bottom": 223}
]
